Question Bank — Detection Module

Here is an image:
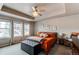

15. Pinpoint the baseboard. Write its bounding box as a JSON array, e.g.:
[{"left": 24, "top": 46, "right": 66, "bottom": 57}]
[{"left": 0, "top": 43, "right": 10, "bottom": 48}]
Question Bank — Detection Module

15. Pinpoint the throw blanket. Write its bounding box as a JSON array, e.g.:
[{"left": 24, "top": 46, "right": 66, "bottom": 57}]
[{"left": 26, "top": 36, "right": 43, "bottom": 42}]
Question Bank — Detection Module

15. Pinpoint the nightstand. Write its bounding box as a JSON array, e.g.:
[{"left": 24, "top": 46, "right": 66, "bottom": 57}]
[
  {"left": 64, "top": 39, "right": 72, "bottom": 48},
  {"left": 58, "top": 38, "right": 72, "bottom": 48},
  {"left": 57, "top": 38, "right": 64, "bottom": 45}
]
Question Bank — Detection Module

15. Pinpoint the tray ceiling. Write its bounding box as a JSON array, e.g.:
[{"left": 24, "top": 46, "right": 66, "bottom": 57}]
[{"left": 0, "top": 3, "right": 79, "bottom": 21}]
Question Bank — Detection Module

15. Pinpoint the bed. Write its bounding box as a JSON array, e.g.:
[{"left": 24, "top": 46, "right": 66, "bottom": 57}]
[{"left": 22, "top": 32, "right": 57, "bottom": 54}]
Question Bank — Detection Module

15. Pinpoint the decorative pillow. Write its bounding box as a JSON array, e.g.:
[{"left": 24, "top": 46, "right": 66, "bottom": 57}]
[
  {"left": 43, "top": 33, "right": 48, "bottom": 38},
  {"left": 40, "top": 33, "right": 48, "bottom": 38},
  {"left": 67, "top": 34, "right": 71, "bottom": 39},
  {"left": 40, "top": 33, "right": 44, "bottom": 37},
  {"left": 36, "top": 32, "right": 40, "bottom": 36}
]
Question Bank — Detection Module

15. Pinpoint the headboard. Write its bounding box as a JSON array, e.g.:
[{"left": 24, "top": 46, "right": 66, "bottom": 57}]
[{"left": 36, "top": 32, "right": 57, "bottom": 38}]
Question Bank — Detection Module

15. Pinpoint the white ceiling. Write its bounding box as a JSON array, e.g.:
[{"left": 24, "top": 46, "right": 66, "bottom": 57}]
[
  {"left": 0, "top": 3, "right": 79, "bottom": 21},
  {"left": 3, "top": 3, "right": 35, "bottom": 16},
  {"left": 65, "top": 3, "right": 79, "bottom": 14},
  {"left": 35, "top": 3, "right": 66, "bottom": 20}
]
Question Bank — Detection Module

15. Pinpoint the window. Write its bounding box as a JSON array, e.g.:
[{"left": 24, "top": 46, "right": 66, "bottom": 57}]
[
  {"left": 24, "top": 23, "right": 30, "bottom": 36},
  {"left": 0, "top": 20, "right": 30, "bottom": 38},
  {"left": 14, "top": 22, "right": 23, "bottom": 37},
  {"left": 0, "top": 21, "right": 11, "bottom": 38}
]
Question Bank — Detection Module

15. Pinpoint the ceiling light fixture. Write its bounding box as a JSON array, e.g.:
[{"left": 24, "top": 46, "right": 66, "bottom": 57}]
[
  {"left": 32, "top": 11, "right": 39, "bottom": 17},
  {"left": 32, "top": 6, "right": 42, "bottom": 17}
]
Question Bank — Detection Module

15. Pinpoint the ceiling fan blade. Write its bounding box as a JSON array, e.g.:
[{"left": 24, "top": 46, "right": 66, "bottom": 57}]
[
  {"left": 32, "top": 6, "right": 42, "bottom": 16},
  {"left": 32, "top": 7, "right": 36, "bottom": 11}
]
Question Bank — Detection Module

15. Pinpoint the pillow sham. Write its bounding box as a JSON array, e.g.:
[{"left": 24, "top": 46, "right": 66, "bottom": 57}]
[{"left": 40, "top": 33, "right": 48, "bottom": 38}]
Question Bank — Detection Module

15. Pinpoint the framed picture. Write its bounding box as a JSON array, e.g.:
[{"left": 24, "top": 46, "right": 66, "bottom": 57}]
[
  {"left": 53, "top": 25, "right": 57, "bottom": 31},
  {"left": 40, "top": 23, "right": 57, "bottom": 31}
]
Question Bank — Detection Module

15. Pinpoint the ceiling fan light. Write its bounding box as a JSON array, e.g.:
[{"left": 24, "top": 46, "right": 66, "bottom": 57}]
[{"left": 33, "top": 12, "right": 39, "bottom": 17}]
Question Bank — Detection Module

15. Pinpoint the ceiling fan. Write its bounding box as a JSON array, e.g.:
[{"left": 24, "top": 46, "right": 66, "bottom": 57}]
[{"left": 32, "top": 6, "right": 42, "bottom": 17}]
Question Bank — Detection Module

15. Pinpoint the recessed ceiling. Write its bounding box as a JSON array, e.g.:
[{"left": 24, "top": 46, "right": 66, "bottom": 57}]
[
  {"left": 35, "top": 3, "right": 66, "bottom": 20},
  {"left": 0, "top": 3, "right": 66, "bottom": 21},
  {"left": 0, "top": 3, "right": 79, "bottom": 21},
  {"left": 3, "top": 3, "right": 34, "bottom": 16}
]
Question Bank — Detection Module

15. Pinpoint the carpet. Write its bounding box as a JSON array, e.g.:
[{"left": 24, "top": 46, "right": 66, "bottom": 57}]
[{"left": 0, "top": 43, "right": 72, "bottom": 55}]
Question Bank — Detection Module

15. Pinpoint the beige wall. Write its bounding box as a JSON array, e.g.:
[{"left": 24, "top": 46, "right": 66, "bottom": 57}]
[
  {"left": 30, "top": 22, "right": 35, "bottom": 36},
  {"left": 35, "top": 14, "right": 79, "bottom": 34}
]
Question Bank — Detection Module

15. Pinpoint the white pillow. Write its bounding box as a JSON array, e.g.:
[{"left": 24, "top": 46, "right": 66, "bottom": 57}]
[
  {"left": 40, "top": 33, "right": 44, "bottom": 37},
  {"left": 40, "top": 33, "right": 48, "bottom": 38},
  {"left": 43, "top": 33, "right": 48, "bottom": 38},
  {"left": 64, "top": 34, "right": 71, "bottom": 39},
  {"left": 67, "top": 34, "right": 71, "bottom": 38}
]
